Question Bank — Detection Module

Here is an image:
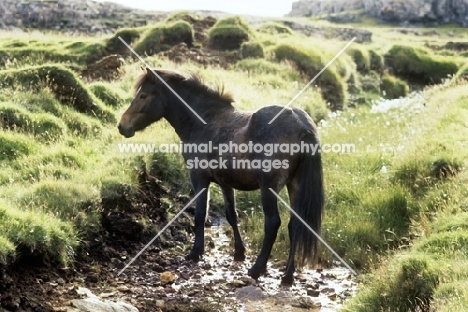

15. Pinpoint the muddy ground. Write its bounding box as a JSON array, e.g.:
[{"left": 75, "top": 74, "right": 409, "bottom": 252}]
[{"left": 0, "top": 171, "right": 357, "bottom": 312}]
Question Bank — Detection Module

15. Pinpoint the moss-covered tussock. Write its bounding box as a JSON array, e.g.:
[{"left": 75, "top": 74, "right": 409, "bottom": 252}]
[
  {"left": 134, "top": 21, "right": 194, "bottom": 55},
  {"left": 0, "top": 200, "right": 78, "bottom": 265},
  {"left": 381, "top": 73, "right": 409, "bottom": 99},
  {"left": 0, "top": 65, "right": 115, "bottom": 123},
  {"left": 274, "top": 43, "right": 347, "bottom": 110},
  {"left": 0, "top": 103, "right": 65, "bottom": 142},
  {"left": 105, "top": 28, "right": 141, "bottom": 54},
  {"left": 385, "top": 45, "right": 458, "bottom": 86},
  {"left": 208, "top": 16, "right": 252, "bottom": 50}
]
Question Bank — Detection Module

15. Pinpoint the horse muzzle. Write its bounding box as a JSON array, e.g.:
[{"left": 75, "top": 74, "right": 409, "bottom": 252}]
[{"left": 117, "top": 123, "right": 135, "bottom": 138}]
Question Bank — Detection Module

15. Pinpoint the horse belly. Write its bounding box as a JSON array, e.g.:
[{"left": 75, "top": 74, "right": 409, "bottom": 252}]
[{"left": 211, "top": 168, "right": 259, "bottom": 191}]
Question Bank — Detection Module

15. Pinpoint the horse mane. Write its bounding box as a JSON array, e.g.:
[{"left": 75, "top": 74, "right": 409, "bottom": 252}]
[{"left": 135, "top": 69, "right": 234, "bottom": 106}]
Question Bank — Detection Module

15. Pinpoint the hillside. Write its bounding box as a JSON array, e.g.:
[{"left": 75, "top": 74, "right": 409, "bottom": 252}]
[
  {"left": 0, "top": 3, "right": 468, "bottom": 312},
  {"left": 0, "top": 0, "right": 166, "bottom": 33}
]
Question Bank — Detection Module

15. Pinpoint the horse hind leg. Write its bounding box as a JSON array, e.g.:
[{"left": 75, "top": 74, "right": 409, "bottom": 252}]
[
  {"left": 221, "top": 186, "right": 246, "bottom": 261},
  {"left": 281, "top": 182, "right": 299, "bottom": 285}
]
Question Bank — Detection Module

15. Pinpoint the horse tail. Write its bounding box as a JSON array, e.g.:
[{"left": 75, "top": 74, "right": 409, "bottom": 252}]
[{"left": 292, "top": 136, "right": 324, "bottom": 267}]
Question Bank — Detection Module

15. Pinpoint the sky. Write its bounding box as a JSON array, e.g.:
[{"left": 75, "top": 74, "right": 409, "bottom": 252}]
[{"left": 96, "top": 0, "right": 295, "bottom": 17}]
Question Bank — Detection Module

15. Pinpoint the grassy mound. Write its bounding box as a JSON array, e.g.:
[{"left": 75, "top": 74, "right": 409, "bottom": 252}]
[
  {"left": 344, "top": 256, "right": 438, "bottom": 311},
  {"left": 105, "top": 28, "right": 141, "bottom": 54},
  {"left": 257, "top": 22, "right": 294, "bottom": 36},
  {"left": 240, "top": 42, "right": 264, "bottom": 59},
  {"left": 0, "top": 65, "right": 115, "bottom": 123},
  {"left": 347, "top": 47, "right": 370, "bottom": 73},
  {"left": 369, "top": 49, "right": 384, "bottom": 73},
  {"left": 381, "top": 74, "right": 409, "bottom": 99},
  {"left": 385, "top": 45, "right": 458, "bottom": 86},
  {"left": 274, "top": 43, "right": 347, "bottom": 110},
  {"left": 450, "top": 62, "right": 468, "bottom": 84},
  {"left": 0, "top": 201, "right": 78, "bottom": 265},
  {"left": 208, "top": 16, "right": 252, "bottom": 50},
  {"left": 89, "top": 82, "right": 126, "bottom": 107},
  {"left": 134, "top": 21, "right": 194, "bottom": 55},
  {"left": 0, "top": 132, "right": 37, "bottom": 161},
  {"left": 0, "top": 103, "right": 66, "bottom": 142}
]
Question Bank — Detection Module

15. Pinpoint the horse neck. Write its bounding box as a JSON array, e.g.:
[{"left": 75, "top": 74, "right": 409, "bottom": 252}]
[{"left": 163, "top": 89, "right": 211, "bottom": 142}]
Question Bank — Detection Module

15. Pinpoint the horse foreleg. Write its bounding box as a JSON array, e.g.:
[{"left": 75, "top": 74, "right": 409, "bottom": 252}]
[
  {"left": 221, "top": 186, "right": 246, "bottom": 261},
  {"left": 186, "top": 177, "right": 210, "bottom": 262},
  {"left": 248, "top": 188, "right": 281, "bottom": 280}
]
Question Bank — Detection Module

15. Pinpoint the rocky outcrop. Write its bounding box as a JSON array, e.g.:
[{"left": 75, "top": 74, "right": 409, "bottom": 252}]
[
  {"left": 0, "top": 0, "right": 165, "bottom": 34},
  {"left": 289, "top": 0, "right": 364, "bottom": 17},
  {"left": 289, "top": 0, "right": 468, "bottom": 26},
  {"left": 283, "top": 21, "right": 372, "bottom": 43}
]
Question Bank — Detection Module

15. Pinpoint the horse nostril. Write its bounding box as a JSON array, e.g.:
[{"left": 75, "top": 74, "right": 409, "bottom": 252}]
[{"left": 117, "top": 123, "right": 122, "bottom": 130}]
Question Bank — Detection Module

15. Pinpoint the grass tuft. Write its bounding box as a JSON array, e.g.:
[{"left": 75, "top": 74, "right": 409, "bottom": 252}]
[
  {"left": 208, "top": 16, "right": 252, "bottom": 50},
  {"left": 273, "top": 43, "right": 347, "bottom": 110},
  {"left": 385, "top": 45, "right": 458, "bottom": 86},
  {"left": 380, "top": 73, "right": 409, "bottom": 99},
  {"left": 134, "top": 21, "right": 194, "bottom": 55}
]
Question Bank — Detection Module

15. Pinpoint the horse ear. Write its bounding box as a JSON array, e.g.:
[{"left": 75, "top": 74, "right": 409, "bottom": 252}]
[{"left": 146, "top": 67, "right": 157, "bottom": 83}]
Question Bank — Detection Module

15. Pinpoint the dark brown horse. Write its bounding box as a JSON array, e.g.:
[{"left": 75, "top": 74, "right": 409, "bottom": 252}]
[{"left": 118, "top": 68, "right": 324, "bottom": 285}]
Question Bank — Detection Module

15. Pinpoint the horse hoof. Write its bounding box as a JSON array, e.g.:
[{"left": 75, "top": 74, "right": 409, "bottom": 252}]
[
  {"left": 280, "top": 274, "right": 294, "bottom": 286},
  {"left": 185, "top": 253, "right": 200, "bottom": 262},
  {"left": 234, "top": 251, "right": 246, "bottom": 262},
  {"left": 247, "top": 268, "right": 260, "bottom": 280}
]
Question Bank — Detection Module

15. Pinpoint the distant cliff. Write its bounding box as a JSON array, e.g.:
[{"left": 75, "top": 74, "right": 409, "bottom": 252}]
[
  {"left": 0, "top": 0, "right": 165, "bottom": 33},
  {"left": 289, "top": 0, "right": 468, "bottom": 26}
]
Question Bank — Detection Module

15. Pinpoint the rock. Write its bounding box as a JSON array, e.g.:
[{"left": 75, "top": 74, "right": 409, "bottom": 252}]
[
  {"left": 160, "top": 271, "right": 176, "bottom": 285},
  {"left": 288, "top": 0, "right": 468, "bottom": 26},
  {"left": 0, "top": 0, "right": 165, "bottom": 34},
  {"left": 307, "top": 289, "right": 320, "bottom": 297},
  {"left": 282, "top": 20, "right": 372, "bottom": 43},
  {"left": 72, "top": 287, "right": 139, "bottom": 312},
  {"left": 72, "top": 297, "right": 139, "bottom": 312},
  {"left": 76, "top": 287, "right": 98, "bottom": 299},
  {"left": 235, "top": 286, "right": 265, "bottom": 301},
  {"left": 291, "top": 297, "right": 319, "bottom": 309}
]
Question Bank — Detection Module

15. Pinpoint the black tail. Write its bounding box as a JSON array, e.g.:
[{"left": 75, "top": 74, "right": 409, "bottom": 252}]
[{"left": 292, "top": 142, "right": 324, "bottom": 267}]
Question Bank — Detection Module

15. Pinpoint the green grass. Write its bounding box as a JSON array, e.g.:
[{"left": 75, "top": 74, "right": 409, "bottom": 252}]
[
  {"left": 0, "top": 65, "right": 115, "bottom": 123},
  {"left": 208, "top": 16, "right": 252, "bottom": 50},
  {"left": 380, "top": 73, "right": 409, "bottom": 99},
  {"left": 273, "top": 43, "right": 347, "bottom": 110},
  {"left": 385, "top": 45, "right": 459, "bottom": 86},
  {"left": 1, "top": 18, "right": 468, "bottom": 310},
  {"left": 134, "top": 21, "right": 194, "bottom": 55}
]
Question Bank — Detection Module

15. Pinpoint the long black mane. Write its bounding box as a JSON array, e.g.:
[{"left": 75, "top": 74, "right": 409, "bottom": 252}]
[{"left": 135, "top": 69, "right": 235, "bottom": 107}]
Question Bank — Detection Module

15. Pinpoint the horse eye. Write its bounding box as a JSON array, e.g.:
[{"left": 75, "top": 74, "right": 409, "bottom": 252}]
[{"left": 140, "top": 94, "right": 147, "bottom": 100}]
